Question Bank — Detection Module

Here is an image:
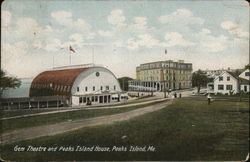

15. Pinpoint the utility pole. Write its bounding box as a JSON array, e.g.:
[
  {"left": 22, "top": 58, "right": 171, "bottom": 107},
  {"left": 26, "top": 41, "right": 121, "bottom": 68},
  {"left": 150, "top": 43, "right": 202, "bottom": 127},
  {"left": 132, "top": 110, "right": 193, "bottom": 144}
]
[
  {"left": 123, "top": 78, "right": 125, "bottom": 91},
  {"left": 92, "top": 47, "right": 94, "bottom": 64},
  {"left": 151, "top": 76, "right": 153, "bottom": 96},
  {"left": 169, "top": 60, "right": 171, "bottom": 93}
]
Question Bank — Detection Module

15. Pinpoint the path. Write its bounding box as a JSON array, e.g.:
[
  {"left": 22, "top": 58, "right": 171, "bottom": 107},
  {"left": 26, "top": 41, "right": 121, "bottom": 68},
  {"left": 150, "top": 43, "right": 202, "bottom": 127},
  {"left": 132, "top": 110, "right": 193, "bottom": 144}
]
[{"left": 1, "top": 100, "right": 173, "bottom": 145}]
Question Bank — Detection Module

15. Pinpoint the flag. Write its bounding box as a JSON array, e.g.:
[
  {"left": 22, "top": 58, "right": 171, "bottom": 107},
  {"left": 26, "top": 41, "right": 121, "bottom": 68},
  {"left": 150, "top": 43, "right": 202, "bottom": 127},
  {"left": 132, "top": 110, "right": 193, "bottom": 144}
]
[
  {"left": 69, "top": 46, "right": 76, "bottom": 53},
  {"left": 165, "top": 48, "right": 167, "bottom": 54}
]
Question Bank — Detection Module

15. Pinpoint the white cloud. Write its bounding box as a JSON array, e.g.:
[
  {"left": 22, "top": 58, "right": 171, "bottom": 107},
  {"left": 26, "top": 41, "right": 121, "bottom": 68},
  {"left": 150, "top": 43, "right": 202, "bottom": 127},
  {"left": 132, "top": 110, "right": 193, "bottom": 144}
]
[
  {"left": 127, "top": 34, "right": 161, "bottom": 50},
  {"left": 201, "top": 36, "right": 228, "bottom": 53},
  {"left": 131, "top": 17, "right": 147, "bottom": 30},
  {"left": 16, "top": 17, "right": 43, "bottom": 38},
  {"left": 51, "top": 11, "right": 72, "bottom": 26},
  {"left": 74, "top": 18, "right": 92, "bottom": 31},
  {"left": 164, "top": 32, "right": 195, "bottom": 47},
  {"left": 44, "top": 34, "right": 84, "bottom": 52},
  {"left": 195, "top": 29, "right": 229, "bottom": 53},
  {"left": 51, "top": 10, "right": 94, "bottom": 38},
  {"left": 158, "top": 8, "right": 204, "bottom": 25},
  {"left": 2, "top": 10, "right": 12, "bottom": 27},
  {"left": 112, "top": 41, "right": 124, "bottom": 48},
  {"left": 107, "top": 9, "right": 126, "bottom": 28},
  {"left": 1, "top": 41, "right": 29, "bottom": 72},
  {"left": 69, "top": 33, "right": 84, "bottom": 47},
  {"left": 98, "top": 30, "right": 113, "bottom": 37},
  {"left": 200, "top": 28, "right": 211, "bottom": 35},
  {"left": 221, "top": 21, "right": 249, "bottom": 38},
  {"left": 33, "top": 40, "right": 43, "bottom": 49},
  {"left": 44, "top": 39, "right": 63, "bottom": 52}
]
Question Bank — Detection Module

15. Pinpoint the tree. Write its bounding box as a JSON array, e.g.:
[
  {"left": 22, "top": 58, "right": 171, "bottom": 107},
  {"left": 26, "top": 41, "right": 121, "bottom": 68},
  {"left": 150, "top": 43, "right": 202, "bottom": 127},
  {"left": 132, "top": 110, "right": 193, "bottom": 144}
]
[
  {"left": 118, "top": 77, "right": 133, "bottom": 91},
  {"left": 192, "top": 70, "right": 210, "bottom": 93},
  {"left": 244, "top": 64, "right": 250, "bottom": 70},
  {"left": 0, "top": 70, "right": 21, "bottom": 96}
]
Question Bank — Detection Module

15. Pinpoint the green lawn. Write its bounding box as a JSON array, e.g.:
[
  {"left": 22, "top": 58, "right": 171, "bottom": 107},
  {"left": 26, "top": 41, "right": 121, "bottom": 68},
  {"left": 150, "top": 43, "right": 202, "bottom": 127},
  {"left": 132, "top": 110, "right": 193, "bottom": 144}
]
[
  {"left": 1, "top": 99, "right": 249, "bottom": 161},
  {"left": 1, "top": 100, "right": 165, "bottom": 132}
]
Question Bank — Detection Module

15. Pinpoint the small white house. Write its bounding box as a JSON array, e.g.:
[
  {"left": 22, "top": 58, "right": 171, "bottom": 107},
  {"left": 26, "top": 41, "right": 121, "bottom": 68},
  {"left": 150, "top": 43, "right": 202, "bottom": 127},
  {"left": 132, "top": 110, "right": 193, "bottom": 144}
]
[
  {"left": 213, "top": 71, "right": 239, "bottom": 94},
  {"left": 239, "top": 69, "right": 250, "bottom": 93}
]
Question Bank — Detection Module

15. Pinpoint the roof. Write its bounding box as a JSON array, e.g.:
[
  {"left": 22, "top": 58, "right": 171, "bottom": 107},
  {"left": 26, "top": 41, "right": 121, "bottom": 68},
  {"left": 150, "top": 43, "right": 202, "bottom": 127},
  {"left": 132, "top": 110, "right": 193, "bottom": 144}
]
[
  {"left": 214, "top": 70, "right": 237, "bottom": 82},
  {"left": 239, "top": 78, "right": 249, "bottom": 85},
  {"left": 30, "top": 68, "right": 87, "bottom": 97},
  {"left": 227, "top": 71, "right": 239, "bottom": 78}
]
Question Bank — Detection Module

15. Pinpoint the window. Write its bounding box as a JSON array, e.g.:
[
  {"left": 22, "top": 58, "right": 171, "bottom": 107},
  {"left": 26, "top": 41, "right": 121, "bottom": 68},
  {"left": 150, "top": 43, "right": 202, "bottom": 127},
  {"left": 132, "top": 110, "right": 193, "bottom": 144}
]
[
  {"left": 95, "top": 96, "right": 98, "bottom": 102},
  {"left": 226, "top": 85, "right": 232, "bottom": 90},
  {"left": 77, "top": 87, "right": 79, "bottom": 92},
  {"left": 219, "top": 76, "right": 223, "bottom": 81},
  {"left": 93, "top": 86, "right": 95, "bottom": 91},
  {"left": 106, "top": 86, "right": 109, "bottom": 90},
  {"left": 227, "top": 76, "right": 230, "bottom": 81},
  {"left": 245, "top": 72, "right": 250, "bottom": 76},
  {"left": 114, "top": 85, "right": 116, "bottom": 90},
  {"left": 100, "top": 86, "right": 103, "bottom": 90},
  {"left": 79, "top": 97, "right": 82, "bottom": 103},
  {"left": 244, "top": 85, "right": 247, "bottom": 92},
  {"left": 60, "top": 86, "right": 64, "bottom": 92},
  {"left": 91, "top": 96, "right": 94, "bottom": 102},
  {"left": 83, "top": 97, "right": 86, "bottom": 103},
  {"left": 85, "top": 86, "right": 88, "bottom": 92},
  {"left": 218, "top": 85, "right": 224, "bottom": 90}
]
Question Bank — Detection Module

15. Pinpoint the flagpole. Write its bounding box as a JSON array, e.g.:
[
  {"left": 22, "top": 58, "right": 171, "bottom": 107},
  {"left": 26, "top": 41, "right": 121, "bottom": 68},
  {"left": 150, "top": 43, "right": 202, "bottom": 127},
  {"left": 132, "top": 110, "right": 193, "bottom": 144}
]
[
  {"left": 53, "top": 55, "right": 54, "bottom": 69},
  {"left": 92, "top": 47, "right": 94, "bottom": 65},
  {"left": 70, "top": 51, "right": 71, "bottom": 65}
]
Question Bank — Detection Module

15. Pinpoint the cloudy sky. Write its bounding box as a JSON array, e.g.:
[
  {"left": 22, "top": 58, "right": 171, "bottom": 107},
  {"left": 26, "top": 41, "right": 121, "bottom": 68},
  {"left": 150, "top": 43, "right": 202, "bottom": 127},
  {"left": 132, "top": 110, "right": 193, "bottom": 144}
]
[{"left": 1, "top": 0, "right": 249, "bottom": 79}]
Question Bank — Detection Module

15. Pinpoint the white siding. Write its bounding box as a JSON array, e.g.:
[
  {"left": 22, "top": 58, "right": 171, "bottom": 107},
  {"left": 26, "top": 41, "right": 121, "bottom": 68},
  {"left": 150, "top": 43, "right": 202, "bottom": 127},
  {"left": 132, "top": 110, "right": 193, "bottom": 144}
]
[
  {"left": 214, "top": 72, "right": 238, "bottom": 94},
  {"left": 72, "top": 67, "right": 121, "bottom": 95},
  {"left": 239, "top": 69, "right": 250, "bottom": 80},
  {"left": 71, "top": 67, "right": 122, "bottom": 106},
  {"left": 240, "top": 85, "right": 250, "bottom": 92}
]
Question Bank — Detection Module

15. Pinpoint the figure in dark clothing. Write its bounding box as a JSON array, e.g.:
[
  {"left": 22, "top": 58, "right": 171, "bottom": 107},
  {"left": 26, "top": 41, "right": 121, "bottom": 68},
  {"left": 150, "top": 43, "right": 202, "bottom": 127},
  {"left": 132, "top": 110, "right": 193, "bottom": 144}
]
[
  {"left": 174, "top": 92, "right": 177, "bottom": 98},
  {"left": 207, "top": 94, "right": 212, "bottom": 105}
]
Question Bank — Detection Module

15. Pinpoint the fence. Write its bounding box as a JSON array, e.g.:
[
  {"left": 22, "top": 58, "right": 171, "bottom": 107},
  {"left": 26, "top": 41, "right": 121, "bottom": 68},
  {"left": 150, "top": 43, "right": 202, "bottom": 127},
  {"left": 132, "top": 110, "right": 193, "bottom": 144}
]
[{"left": 0, "top": 96, "right": 69, "bottom": 110}]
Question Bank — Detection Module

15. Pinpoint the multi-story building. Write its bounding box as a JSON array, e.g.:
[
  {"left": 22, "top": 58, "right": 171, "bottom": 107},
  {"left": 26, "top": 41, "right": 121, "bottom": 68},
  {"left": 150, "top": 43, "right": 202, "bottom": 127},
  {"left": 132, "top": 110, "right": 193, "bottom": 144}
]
[{"left": 129, "top": 60, "right": 192, "bottom": 92}]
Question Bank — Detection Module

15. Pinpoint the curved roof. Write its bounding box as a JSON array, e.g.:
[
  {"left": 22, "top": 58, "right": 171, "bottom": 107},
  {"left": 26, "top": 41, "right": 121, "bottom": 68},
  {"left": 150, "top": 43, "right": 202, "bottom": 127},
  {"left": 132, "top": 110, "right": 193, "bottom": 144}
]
[{"left": 30, "top": 68, "right": 87, "bottom": 97}]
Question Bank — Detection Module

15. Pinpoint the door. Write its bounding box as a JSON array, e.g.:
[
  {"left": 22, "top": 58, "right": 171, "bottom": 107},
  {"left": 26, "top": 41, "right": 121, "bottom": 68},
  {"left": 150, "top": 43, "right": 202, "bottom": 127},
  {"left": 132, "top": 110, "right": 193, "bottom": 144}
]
[{"left": 99, "top": 96, "right": 103, "bottom": 103}]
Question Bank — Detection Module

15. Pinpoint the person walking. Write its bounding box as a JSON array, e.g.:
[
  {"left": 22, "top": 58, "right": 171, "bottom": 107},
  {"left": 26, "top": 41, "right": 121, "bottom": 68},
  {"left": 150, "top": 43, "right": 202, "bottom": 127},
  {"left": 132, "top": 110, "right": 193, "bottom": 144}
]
[{"left": 207, "top": 93, "right": 212, "bottom": 105}]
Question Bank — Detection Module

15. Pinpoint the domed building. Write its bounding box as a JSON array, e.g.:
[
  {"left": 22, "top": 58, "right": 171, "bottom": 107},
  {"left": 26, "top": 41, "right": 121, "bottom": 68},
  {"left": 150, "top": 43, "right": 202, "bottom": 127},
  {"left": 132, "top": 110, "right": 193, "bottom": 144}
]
[
  {"left": 1, "top": 64, "right": 124, "bottom": 109},
  {"left": 30, "top": 65, "right": 122, "bottom": 106}
]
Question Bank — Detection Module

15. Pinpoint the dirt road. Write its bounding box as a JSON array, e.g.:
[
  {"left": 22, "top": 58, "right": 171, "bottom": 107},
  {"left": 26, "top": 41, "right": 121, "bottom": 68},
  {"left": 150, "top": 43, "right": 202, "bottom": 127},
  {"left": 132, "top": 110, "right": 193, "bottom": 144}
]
[{"left": 1, "top": 100, "right": 172, "bottom": 145}]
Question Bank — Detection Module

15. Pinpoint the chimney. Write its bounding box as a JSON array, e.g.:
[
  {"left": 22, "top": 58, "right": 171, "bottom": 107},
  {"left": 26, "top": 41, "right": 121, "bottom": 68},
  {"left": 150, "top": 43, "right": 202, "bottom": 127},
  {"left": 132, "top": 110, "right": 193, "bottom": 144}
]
[{"left": 178, "top": 60, "right": 184, "bottom": 63}]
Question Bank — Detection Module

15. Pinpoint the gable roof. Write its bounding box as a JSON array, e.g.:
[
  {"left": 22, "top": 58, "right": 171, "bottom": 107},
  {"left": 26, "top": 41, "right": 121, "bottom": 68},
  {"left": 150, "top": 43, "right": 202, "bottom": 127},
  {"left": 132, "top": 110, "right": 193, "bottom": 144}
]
[
  {"left": 227, "top": 71, "right": 239, "bottom": 79},
  {"left": 239, "top": 78, "right": 249, "bottom": 85}
]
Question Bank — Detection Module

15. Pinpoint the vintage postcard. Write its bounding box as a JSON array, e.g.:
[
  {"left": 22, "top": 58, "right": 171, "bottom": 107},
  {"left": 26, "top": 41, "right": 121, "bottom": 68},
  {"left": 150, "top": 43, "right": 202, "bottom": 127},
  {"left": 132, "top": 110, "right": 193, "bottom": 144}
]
[{"left": 0, "top": 0, "right": 249, "bottom": 161}]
